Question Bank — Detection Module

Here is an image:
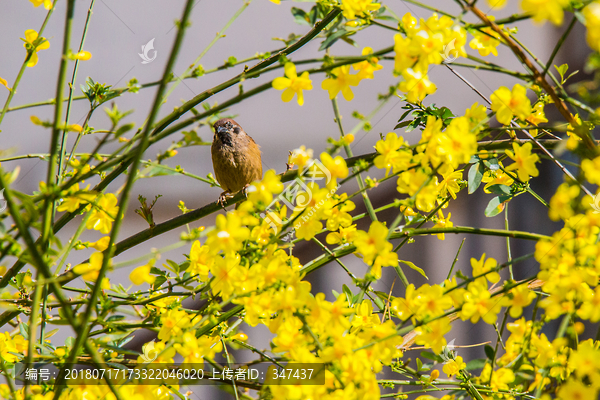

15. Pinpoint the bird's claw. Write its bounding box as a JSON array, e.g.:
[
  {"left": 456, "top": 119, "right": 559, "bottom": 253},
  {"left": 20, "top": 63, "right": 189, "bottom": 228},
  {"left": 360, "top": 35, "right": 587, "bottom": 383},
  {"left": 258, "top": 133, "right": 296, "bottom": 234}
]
[
  {"left": 241, "top": 184, "right": 250, "bottom": 198},
  {"left": 217, "top": 192, "right": 231, "bottom": 209}
]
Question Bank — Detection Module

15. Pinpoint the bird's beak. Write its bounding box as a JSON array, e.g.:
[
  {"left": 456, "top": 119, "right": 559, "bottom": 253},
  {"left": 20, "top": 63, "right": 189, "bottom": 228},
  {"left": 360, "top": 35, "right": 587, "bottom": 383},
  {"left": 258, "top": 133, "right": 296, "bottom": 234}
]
[{"left": 217, "top": 126, "right": 229, "bottom": 134}]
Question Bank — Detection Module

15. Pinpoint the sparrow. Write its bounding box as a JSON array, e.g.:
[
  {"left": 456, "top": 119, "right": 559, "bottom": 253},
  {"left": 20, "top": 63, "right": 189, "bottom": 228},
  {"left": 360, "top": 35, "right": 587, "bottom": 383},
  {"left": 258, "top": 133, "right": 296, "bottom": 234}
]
[{"left": 211, "top": 118, "right": 263, "bottom": 207}]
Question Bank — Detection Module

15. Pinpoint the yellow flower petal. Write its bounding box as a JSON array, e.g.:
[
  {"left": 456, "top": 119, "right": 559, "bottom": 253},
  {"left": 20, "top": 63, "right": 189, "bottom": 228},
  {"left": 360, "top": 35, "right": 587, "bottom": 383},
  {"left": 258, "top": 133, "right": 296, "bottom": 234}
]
[
  {"left": 272, "top": 77, "right": 290, "bottom": 90},
  {"left": 24, "top": 29, "right": 39, "bottom": 43},
  {"left": 0, "top": 77, "right": 12, "bottom": 92},
  {"left": 73, "top": 50, "right": 91, "bottom": 60}
]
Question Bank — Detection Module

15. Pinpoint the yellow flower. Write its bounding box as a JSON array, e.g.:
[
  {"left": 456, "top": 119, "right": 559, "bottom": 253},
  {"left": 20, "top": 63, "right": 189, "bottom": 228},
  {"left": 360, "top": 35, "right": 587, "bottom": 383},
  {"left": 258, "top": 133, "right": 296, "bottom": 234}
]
[
  {"left": 321, "top": 65, "right": 361, "bottom": 101},
  {"left": 507, "top": 284, "right": 536, "bottom": 318},
  {"left": 351, "top": 300, "right": 380, "bottom": 330},
  {"left": 0, "top": 77, "right": 11, "bottom": 92},
  {"left": 89, "top": 236, "right": 110, "bottom": 251},
  {"left": 584, "top": 2, "right": 600, "bottom": 52},
  {"left": 489, "top": 367, "right": 515, "bottom": 391},
  {"left": 187, "top": 240, "right": 213, "bottom": 281},
  {"left": 398, "top": 68, "right": 436, "bottom": 103},
  {"left": 339, "top": 0, "right": 381, "bottom": 20},
  {"left": 438, "top": 165, "right": 463, "bottom": 200},
  {"left": 326, "top": 224, "right": 357, "bottom": 245},
  {"left": 471, "top": 253, "right": 500, "bottom": 284},
  {"left": 74, "top": 252, "right": 107, "bottom": 281},
  {"left": 436, "top": 117, "right": 477, "bottom": 169},
  {"left": 247, "top": 169, "right": 283, "bottom": 206},
  {"left": 481, "top": 162, "right": 514, "bottom": 193},
  {"left": 289, "top": 145, "right": 313, "bottom": 169},
  {"left": 581, "top": 156, "right": 600, "bottom": 185},
  {"left": 487, "top": 0, "right": 507, "bottom": 8},
  {"left": 158, "top": 309, "right": 191, "bottom": 341},
  {"left": 320, "top": 152, "right": 349, "bottom": 189},
  {"left": 326, "top": 194, "right": 355, "bottom": 231},
  {"left": 210, "top": 253, "right": 244, "bottom": 299},
  {"left": 174, "top": 331, "right": 222, "bottom": 363},
  {"left": 527, "top": 102, "right": 548, "bottom": 126},
  {"left": 490, "top": 84, "right": 532, "bottom": 125},
  {"left": 469, "top": 27, "right": 502, "bottom": 56},
  {"left": 205, "top": 213, "right": 250, "bottom": 254},
  {"left": 130, "top": 263, "right": 156, "bottom": 285},
  {"left": 374, "top": 132, "right": 411, "bottom": 176},
  {"left": 29, "top": 0, "right": 53, "bottom": 9},
  {"left": 272, "top": 63, "right": 312, "bottom": 106},
  {"left": 354, "top": 221, "right": 398, "bottom": 278},
  {"left": 415, "top": 317, "right": 452, "bottom": 354},
  {"left": 21, "top": 29, "right": 50, "bottom": 67},
  {"left": 459, "top": 279, "right": 504, "bottom": 324},
  {"left": 70, "top": 50, "right": 92, "bottom": 61},
  {"left": 353, "top": 47, "right": 383, "bottom": 80},
  {"left": 521, "top": 0, "right": 570, "bottom": 25},
  {"left": 0, "top": 333, "right": 27, "bottom": 362},
  {"left": 269, "top": 0, "right": 280, "bottom": 3},
  {"left": 505, "top": 142, "right": 540, "bottom": 182},
  {"left": 57, "top": 183, "right": 95, "bottom": 213},
  {"left": 443, "top": 355, "right": 466, "bottom": 377},
  {"left": 557, "top": 378, "right": 599, "bottom": 400},
  {"left": 86, "top": 193, "right": 119, "bottom": 234},
  {"left": 433, "top": 210, "right": 452, "bottom": 240}
]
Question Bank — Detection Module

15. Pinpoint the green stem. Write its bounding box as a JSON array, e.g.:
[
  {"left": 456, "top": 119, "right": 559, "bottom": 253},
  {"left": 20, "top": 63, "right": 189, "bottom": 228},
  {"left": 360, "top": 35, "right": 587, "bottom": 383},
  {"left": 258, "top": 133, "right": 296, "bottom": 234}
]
[
  {"left": 542, "top": 16, "right": 577, "bottom": 78},
  {"left": 58, "top": 0, "right": 96, "bottom": 186},
  {"left": 55, "top": 0, "right": 196, "bottom": 393},
  {"left": 331, "top": 97, "right": 377, "bottom": 221},
  {"left": 42, "top": 0, "right": 75, "bottom": 249},
  {"left": 505, "top": 203, "right": 513, "bottom": 280},
  {"left": 447, "top": 237, "right": 466, "bottom": 279},
  {"left": 161, "top": 1, "right": 250, "bottom": 104},
  {"left": 0, "top": 3, "right": 56, "bottom": 126}
]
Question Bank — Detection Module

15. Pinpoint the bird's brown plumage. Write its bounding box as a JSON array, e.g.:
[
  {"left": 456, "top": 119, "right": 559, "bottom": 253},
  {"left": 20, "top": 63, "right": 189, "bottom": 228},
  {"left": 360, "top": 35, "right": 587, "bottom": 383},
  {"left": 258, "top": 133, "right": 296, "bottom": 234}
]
[{"left": 211, "top": 118, "right": 262, "bottom": 199}]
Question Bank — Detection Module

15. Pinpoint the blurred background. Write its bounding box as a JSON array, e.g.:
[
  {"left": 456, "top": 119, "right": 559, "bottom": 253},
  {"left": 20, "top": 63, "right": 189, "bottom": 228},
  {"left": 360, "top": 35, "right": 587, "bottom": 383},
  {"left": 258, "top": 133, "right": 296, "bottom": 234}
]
[{"left": 0, "top": 0, "right": 590, "bottom": 398}]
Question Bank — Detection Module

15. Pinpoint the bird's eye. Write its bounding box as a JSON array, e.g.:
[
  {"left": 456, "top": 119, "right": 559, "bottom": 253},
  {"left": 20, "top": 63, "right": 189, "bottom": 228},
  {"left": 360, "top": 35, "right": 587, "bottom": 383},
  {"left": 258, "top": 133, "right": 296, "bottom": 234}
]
[{"left": 233, "top": 127, "right": 241, "bottom": 134}]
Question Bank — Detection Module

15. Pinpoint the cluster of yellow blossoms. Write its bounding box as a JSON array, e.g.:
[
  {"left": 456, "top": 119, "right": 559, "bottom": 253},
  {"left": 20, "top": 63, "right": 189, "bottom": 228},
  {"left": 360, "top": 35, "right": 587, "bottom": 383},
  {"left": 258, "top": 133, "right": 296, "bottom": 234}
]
[{"left": 393, "top": 13, "right": 467, "bottom": 102}]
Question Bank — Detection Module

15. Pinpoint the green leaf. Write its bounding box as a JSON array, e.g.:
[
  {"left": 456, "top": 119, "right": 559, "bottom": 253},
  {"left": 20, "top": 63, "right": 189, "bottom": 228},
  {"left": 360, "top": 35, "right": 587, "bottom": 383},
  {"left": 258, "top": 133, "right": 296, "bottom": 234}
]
[
  {"left": 319, "top": 29, "right": 350, "bottom": 51},
  {"left": 482, "top": 158, "right": 499, "bottom": 171},
  {"left": 44, "top": 328, "right": 59, "bottom": 339},
  {"left": 484, "top": 344, "right": 495, "bottom": 360},
  {"left": 465, "top": 358, "right": 487, "bottom": 371},
  {"left": 343, "top": 284, "right": 354, "bottom": 306},
  {"left": 487, "top": 184, "right": 511, "bottom": 196},
  {"left": 373, "top": 295, "right": 385, "bottom": 310},
  {"left": 115, "top": 122, "right": 135, "bottom": 137},
  {"left": 394, "top": 120, "right": 413, "bottom": 130},
  {"left": 416, "top": 358, "right": 423, "bottom": 372},
  {"left": 399, "top": 260, "right": 428, "bottom": 280},
  {"left": 153, "top": 275, "right": 167, "bottom": 289},
  {"left": 420, "top": 351, "right": 440, "bottom": 362},
  {"left": 554, "top": 63, "right": 568, "bottom": 81},
  {"left": 19, "top": 323, "right": 29, "bottom": 340},
  {"left": 485, "top": 196, "right": 511, "bottom": 217},
  {"left": 468, "top": 162, "right": 484, "bottom": 194},
  {"left": 397, "top": 109, "right": 413, "bottom": 123},
  {"left": 565, "top": 70, "right": 579, "bottom": 82},
  {"left": 65, "top": 337, "right": 75, "bottom": 349}
]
